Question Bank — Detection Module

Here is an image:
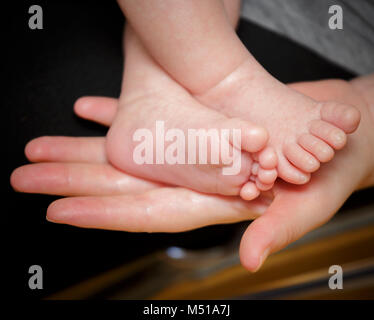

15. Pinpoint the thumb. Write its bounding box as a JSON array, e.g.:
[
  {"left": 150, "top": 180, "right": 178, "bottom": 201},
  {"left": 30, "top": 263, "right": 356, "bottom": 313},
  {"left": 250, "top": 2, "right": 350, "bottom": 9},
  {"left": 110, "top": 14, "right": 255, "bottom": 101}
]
[{"left": 239, "top": 181, "right": 347, "bottom": 272}]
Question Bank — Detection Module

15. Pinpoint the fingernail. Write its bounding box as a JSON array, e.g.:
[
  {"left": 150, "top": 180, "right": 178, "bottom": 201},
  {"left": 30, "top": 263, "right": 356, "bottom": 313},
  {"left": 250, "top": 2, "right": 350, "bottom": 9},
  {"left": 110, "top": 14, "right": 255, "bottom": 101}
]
[
  {"left": 253, "top": 248, "right": 269, "bottom": 272},
  {"left": 46, "top": 214, "right": 56, "bottom": 223}
]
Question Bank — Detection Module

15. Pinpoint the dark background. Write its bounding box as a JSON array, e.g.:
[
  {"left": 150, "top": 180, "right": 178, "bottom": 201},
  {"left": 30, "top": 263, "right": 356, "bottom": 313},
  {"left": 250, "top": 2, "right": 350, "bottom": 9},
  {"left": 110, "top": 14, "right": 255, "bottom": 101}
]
[{"left": 4, "top": 0, "right": 373, "bottom": 299}]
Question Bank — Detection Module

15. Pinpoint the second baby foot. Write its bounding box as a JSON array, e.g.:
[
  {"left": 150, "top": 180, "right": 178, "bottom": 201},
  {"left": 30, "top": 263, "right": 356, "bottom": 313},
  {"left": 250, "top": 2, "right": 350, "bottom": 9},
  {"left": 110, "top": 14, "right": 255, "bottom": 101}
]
[
  {"left": 106, "top": 57, "right": 277, "bottom": 200},
  {"left": 196, "top": 58, "right": 361, "bottom": 184}
]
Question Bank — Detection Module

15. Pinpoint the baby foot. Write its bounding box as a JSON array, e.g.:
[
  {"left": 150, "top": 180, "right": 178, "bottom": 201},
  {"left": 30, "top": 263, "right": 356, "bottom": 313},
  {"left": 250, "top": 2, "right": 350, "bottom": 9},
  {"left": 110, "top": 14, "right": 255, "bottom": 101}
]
[
  {"left": 106, "top": 66, "right": 277, "bottom": 200},
  {"left": 196, "top": 58, "right": 361, "bottom": 184}
]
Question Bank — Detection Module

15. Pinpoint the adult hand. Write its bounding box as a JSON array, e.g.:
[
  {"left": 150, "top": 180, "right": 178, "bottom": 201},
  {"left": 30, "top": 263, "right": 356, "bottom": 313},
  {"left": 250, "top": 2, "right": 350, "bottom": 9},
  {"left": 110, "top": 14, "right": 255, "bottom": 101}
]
[
  {"left": 10, "top": 97, "right": 268, "bottom": 233},
  {"left": 240, "top": 77, "right": 374, "bottom": 271},
  {"left": 10, "top": 77, "right": 374, "bottom": 271}
]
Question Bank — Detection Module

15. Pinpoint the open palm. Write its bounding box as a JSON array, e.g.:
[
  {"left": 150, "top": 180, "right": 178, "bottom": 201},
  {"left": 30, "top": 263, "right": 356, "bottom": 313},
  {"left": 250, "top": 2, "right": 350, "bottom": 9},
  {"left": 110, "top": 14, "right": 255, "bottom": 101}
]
[{"left": 11, "top": 77, "right": 374, "bottom": 271}]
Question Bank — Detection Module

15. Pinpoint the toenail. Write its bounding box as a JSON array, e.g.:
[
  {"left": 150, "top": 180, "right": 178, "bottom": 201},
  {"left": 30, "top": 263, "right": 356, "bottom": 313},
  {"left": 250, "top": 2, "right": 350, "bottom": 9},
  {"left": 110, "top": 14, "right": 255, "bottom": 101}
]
[
  {"left": 299, "top": 174, "right": 309, "bottom": 183},
  {"left": 252, "top": 163, "right": 259, "bottom": 175},
  {"left": 320, "top": 147, "right": 333, "bottom": 159},
  {"left": 333, "top": 131, "right": 346, "bottom": 144},
  {"left": 343, "top": 108, "right": 361, "bottom": 132},
  {"left": 308, "top": 158, "right": 319, "bottom": 171},
  {"left": 344, "top": 108, "right": 357, "bottom": 121}
]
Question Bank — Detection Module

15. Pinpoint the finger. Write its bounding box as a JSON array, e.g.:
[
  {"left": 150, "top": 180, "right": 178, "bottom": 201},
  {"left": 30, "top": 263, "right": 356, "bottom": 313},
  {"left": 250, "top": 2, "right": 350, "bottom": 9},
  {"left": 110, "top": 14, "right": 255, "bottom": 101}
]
[
  {"left": 46, "top": 188, "right": 270, "bottom": 232},
  {"left": 10, "top": 163, "right": 162, "bottom": 196},
  {"left": 239, "top": 178, "right": 353, "bottom": 272},
  {"left": 74, "top": 96, "right": 118, "bottom": 126},
  {"left": 25, "top": 136, "right": 107, "bottom": 163}
]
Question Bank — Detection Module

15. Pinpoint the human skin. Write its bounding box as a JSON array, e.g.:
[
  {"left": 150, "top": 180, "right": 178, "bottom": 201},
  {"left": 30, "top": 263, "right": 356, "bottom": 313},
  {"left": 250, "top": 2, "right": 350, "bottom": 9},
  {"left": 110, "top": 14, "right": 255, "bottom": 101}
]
[
  {"left": 11, "top": 75, "right": 374, "bottom": 271},
  {"left": 106, "top": 25, "right": 278, "bottom": 201},
  {"left": 109, "top": 0, "right": 280, "bottom": 201},
  {"left": 114, "top": 0, "right": 361, "bottom": 187}
]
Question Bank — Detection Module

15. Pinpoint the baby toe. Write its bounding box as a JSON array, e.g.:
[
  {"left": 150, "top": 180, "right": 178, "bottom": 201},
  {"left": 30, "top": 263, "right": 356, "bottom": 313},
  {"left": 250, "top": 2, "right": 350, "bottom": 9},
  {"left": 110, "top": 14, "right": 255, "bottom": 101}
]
[
  {"left": 226, "top": 118, "right": 269, "bottom": 153},
  {"left": 284, "top": 142, "right": 320, "bottom": 173},
  {"left": 309, "top": 120, "right": 347, "bottom": 150},
  {"left": 240, "top": 181, "right": 260, "bottom": 201},
  {"left": 256, "top": 178, "right": 274, "bottom": 191},
  {"left": 298, "top": 134, "right": 334, "bottom": 163},
  {"left": 277, "top": 153, "right": 311, "bottom": 185},
  {"left": 251, "top": 162, "right": 260, "bottom": 176},
  {"left": 258, "top": 168, "right": 277, "bottom": 185},
  {"left": 320, "top": 101, "right": 361, "bottom": 134},
  {"left": 258, "top": 146, "right": 278, "bottom": 169}
]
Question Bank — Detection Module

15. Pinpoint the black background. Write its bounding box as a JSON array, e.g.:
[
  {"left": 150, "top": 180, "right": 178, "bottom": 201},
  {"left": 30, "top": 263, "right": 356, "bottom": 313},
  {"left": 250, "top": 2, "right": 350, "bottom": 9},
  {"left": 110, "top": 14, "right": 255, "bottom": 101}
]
[{"left": 4, "top": 0, "right": 373, "bottom": 299}]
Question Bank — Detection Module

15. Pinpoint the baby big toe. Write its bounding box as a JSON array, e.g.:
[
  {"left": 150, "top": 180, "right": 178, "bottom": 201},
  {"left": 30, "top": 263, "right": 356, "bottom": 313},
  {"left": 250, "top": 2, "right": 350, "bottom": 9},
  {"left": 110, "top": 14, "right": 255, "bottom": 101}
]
[
  {"left": 298, "top": 134, "right": 334, "bottom": 163},
  {"left": 320, "top": 101, "right": 361, "bottom": 134},
  {"left": 284, "top": 142, "right": 320, "bottom": 173},
  {"left": 227, "top": 118, "right": 268, "bottom": 153},
  {"left": 309, "top": 120, "right": 347, "bottom": 150}
]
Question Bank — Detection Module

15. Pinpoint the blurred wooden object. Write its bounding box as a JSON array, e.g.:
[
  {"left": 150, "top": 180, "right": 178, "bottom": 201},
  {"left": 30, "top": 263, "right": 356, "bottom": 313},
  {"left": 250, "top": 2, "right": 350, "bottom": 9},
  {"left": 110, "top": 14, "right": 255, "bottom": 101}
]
[
  {"left": 48, "top": 204, "right": 374, "bottom": 300},
  {"left": 153, "top": 225, "right": 374, "bottom": 299}
]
